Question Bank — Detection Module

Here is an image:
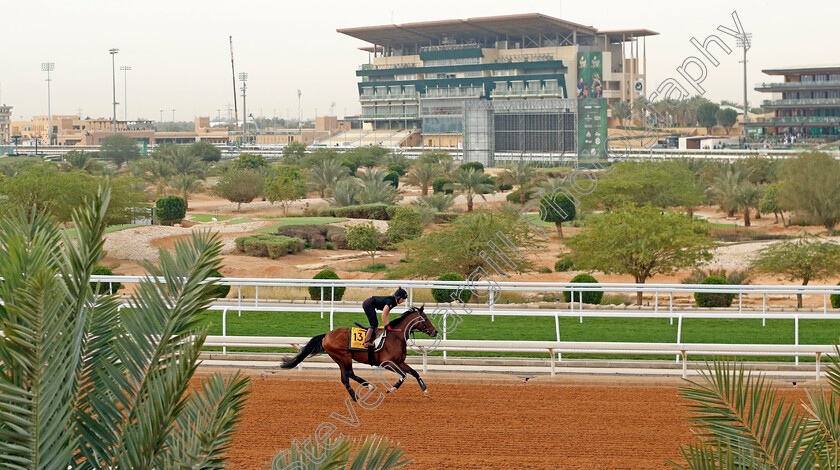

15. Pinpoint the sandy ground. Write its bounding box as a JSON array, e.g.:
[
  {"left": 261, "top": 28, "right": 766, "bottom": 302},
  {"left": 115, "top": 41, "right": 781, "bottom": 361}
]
[{"left": 211, "top": 370, "right": 809, "bottom": 469}]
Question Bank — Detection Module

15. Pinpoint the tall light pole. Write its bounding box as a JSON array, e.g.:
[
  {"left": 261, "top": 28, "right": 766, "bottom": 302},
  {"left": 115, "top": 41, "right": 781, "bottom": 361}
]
[
  {"left": 736, "top": 32, "right": 752, "bottom": 141},
  {"left": 239, "top": 72, "right": 248, "bottom": 144},
  {"left": 160, "top": 109, "right": 164, "bottom": 123},
  {"left": 41, "top": 62, "right": 54, "bottom": 145},
  {"left": 172, "top": 109, "right": 176, "bottom": 123},
  {"left": 120, "top": 66, "right": 131, "bottom": 123},
  {"left": 109, "top": 48, "right": 119, "bottom": 134},
  {"left": 297, "top": 89, "right": 302, "bottom": 128}
]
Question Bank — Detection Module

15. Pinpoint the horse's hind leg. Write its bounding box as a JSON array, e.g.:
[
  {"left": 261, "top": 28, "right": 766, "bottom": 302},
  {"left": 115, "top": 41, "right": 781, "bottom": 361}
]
[
  {"left": 398, "top": 362, "right": 429, "bottom": 398},
  {"left": 345, "top": 364, "right": 371, "bottom": 388},
  {"left": 329, "top": 351, "right": 358, "bottom": 401}
]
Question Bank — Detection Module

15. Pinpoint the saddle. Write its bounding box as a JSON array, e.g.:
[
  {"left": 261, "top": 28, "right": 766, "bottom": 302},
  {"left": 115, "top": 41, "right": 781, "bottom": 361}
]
[{"left": 349, "top": 326, "right": 386, "bottom": 352}]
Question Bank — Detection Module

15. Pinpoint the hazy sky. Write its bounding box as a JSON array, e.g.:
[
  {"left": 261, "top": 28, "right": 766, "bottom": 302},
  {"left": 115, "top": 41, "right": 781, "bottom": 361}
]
[{"left": 2, "top": 0, "right": 836, "bottom": 122}]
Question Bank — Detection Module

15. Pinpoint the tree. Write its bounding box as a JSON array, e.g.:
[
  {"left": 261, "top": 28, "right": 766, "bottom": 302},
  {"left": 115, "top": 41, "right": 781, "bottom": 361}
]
[
  {"left": 329, "top": 178, "right": 359, "bottom": 207},
  {"left": 156, "top": 195, "right": 187, "bottom": 225},
  {"left": 707, "top": 168, "right": 745, "bottom": 217},
  {"left": 538, "top": 190, "right": 576, "bottom": 239},
  {"left": 671, "top": 359, "right": 840, "bottom": 469},
  {"left": 417, "top": 151, "right": 455, "bottom": 174},
  {"left": 565, "top": 205, "right": 715, "bottom": 305},
  {"left": 612, "top": 101, "right": 632, "bottom": 126},
  {"left": 386, "top": 206, "right": 424, "bottom": 245},
  {"left": 308, "top": 159, "right": 350, "bottom": 198},
  {"left": 696, "top": 102, "right": 720, "bottom": 134},
  {"left": 212, "top": 168, "right": 265, "bottom": 211},
  {"left": 272, "top": 434, "right": 410, "bottom": 469},
  {"left": 414, "top": 193, "right": 456, "bottom": 212},
  {"left": 715, "top": 108, "right": 738, "bottom": 134},
  {"left": 99, "top": 134, "right": 141, "bottom": 168},
  {"left": 405, "top": 161, "right": 443, "bottom": 196},
  {"left": 166, "top": 145, "right": 205, "bottom": 177},
  {"left": 265, "top": 165, "right": 307, "bottom": 216},
  {"left": 343, "top": 146, "right": 387, "bottom": 169},
  {"left": 593, "top": 161, "right": 704, "bottom": 213},
  {"left": 232, "top": 152, "right": 268, "bottom": 171},
  {"left": 0, "top": 186, "right": 249, "bottom": 469},
  {"left": 281, "top": 141, "right": 307, "bottom": 163},
  {"left": 62, "top": 150, "right": 99, "bottom": 173},
  {"left": 750, "top": 237, "right": 840, "bottom": 307},
  {"left": 760, "top": 183, "right": 785, "bottom": 225},
  {"left": 135, "top": 158, "right": 173, "bottom": 196},
  {"left": 189, "top": 141, "right": 221, "bottom": 162},
  {"left": 346, "top": 221, "right": 381, "bottom": 262},
  {"left": 168, "top": 173, "right": 202, "bottom": 209},
  {"left": 392, "top": 210, "right": 542, "bottom": 279},
  {"left": 356, "top": 169, "right": 399, "bottom": 205},
  {"left": 499, "top": 160, "right": 537, "bottom": 204},
  {"left": 449, "top": 167, "right": 494, "bottom": 212},
  {"left": 779, "top": 151, "right": 840, "bottom": 233},
  {"left": 734, "top": 181, "right": 762, "bottom": 227}
]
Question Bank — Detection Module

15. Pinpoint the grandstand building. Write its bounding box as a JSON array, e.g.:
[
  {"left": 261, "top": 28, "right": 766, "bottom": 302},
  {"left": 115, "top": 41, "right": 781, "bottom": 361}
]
[
  {"left": 0, "top": 104, "right": 11, "bottom": 144},
  {"left": 337, "top": 13, "right": 656, "bottom": 149},
  {"left": 750, "top": 65, "right": 840, "bottom": 137}
]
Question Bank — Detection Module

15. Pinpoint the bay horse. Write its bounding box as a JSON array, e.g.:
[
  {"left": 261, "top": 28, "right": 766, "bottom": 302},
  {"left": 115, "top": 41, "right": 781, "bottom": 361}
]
[{"left": 280, "top": 306, "right": 438, "bottom": 401}]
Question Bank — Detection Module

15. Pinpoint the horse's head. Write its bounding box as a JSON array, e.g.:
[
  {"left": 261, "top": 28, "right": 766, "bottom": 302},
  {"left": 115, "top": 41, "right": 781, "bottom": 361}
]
[{"left": 406, "top": 305, "right": 437, "bottom": 338}]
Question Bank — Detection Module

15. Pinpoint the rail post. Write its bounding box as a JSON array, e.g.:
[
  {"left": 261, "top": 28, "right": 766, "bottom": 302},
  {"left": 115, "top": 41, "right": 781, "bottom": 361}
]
[
  {"left": 255, "top": 285, "right": 259, "bottom": 307},
  {"left": 795, "top": 314, "right": 800, "bottom": 366},
  {"left": 816, "top": 352, "right": 822, "bottom": 381},
  {"left": 762, "top": 293, "right": 766, "bottom": 326},
  {"left": 330, "top": 286, "right": 335, "bottom": 331},
  {"left": 676, "top": 313, "right": 683, "bottom": 363},
  {"left": 222, "top": 307, "right": 228, "bottom": 355},
  {"left": 409, "top": 286, "right": 413, "bottom": 306},
  {"left": 670, "top": 291, "right": 673, "bottom": 325},
  {"left": 320, "top": 287, "right": 324, "bottom": 319},
  {"left": 237, "top": 286, "right": 242, "bottom": 317},
  {"left": 421, "top": 347, "right": 428, "bottom": 374},
  {"left": 739, "top": 292, "right": 742, "bottom": 313},
  {"left": 681, "top": 350, "right": 687, "bottom": 379},
  {"left": 549, "top": 348, "right": 556, "bottom": 377}
]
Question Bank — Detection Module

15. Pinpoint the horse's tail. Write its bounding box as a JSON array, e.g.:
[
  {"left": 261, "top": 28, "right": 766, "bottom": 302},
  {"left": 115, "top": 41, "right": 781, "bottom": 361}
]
[{"left": 281, "top": 334, "right": 326, "bottom": 369}]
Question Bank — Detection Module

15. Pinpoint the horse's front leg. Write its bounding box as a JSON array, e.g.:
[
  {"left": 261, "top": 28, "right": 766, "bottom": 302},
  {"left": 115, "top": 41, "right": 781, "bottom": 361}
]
[
  {"left": 372, "top": 361, "right": 406, "bottom": 393},
  {"left": 398, "top": 362, "right": 429, "bottom": 398}
]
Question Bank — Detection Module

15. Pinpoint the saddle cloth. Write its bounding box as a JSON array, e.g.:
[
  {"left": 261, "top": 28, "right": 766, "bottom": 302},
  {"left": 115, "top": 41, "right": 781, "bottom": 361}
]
[{"left": 349, "top": 327, "right": 386, "bottom": 351}]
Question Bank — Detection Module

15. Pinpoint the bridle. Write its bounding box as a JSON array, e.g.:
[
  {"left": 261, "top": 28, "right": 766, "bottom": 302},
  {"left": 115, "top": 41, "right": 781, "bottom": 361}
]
[{"left": 404, "top": 307, "right": 436, "bottom": 338}]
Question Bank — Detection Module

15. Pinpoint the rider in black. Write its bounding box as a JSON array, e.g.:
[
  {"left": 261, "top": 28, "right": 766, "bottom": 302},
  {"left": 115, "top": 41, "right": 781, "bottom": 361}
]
[{"left": 361, "top": 287, "right": 407, "bottom": 347}]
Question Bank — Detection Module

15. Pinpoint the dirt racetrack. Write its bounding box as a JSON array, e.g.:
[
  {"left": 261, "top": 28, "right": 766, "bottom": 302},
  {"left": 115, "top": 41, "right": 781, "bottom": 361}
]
[{"left": 202, "top": 370, "right": 812, "bottom": 469}]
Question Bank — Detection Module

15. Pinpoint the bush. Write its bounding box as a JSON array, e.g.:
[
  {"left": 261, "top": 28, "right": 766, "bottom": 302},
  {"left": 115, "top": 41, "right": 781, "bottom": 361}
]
[
  {"left": 600, "top": 294, "right": 634, "bottom": 306},
  {"left": 506, "top": 189, "right": 523, "bottom": 203},
  {"left": 387, "top": 162, "right": 407, "bottom": 176},
  {"left": 309, "top": 269, "right": 345, "bottom": 301},
  {"left": 234, "top": 234, "right": 304, "bottom": 259},
  {"left": 496, "top": 180, "right": 513, "bottom": 191},
  {"left": 91, "top": 265, "right": 122, "bottom": 294},
  {"left": 432, "top": 272, "right": 471, "bottom": 303},
  {"left": 562, "top": 273, "right": 603, "bottom": 304},
  {"left": 206, "top": 269, "right": 230, "bottom": 298},
  {"left": 325, "top": 242, "right": 335, "bottom": 250},
  {"left": 833, "top": 282, "right": 840, "bottom": 309},
  {"left": 432, "top": 178, "right": 453, "bottom": 194},
  {"left": 384, "top": 170, "right": 400, "bottom": 189},
  {"left": 317, "top": 204, "right": 397, "bottom": 220},
  {"left": 555, "top": 257, "right": 574, "bottom": 272},
  {"left": 432, "top": 212, "right": 459, "bottom": 223},
  {"left": 537, "top": 267, "right": 552, "bottom": 274},
  {"left": 460, "top": 162, "right": 484, "bottom": 173},
  {"left": 155, "top": 196, "right": 186, "bottom": 225},
  {"left": 694, "top": 275, "right": 736, "bottom": 308}
]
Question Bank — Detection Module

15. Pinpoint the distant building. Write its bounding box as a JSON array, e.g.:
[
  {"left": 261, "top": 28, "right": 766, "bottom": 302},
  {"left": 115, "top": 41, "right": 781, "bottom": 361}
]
[
  {"left": 0, "top": 104, "right": 11, "bottom": 143},
  {"left": 750, "top": 65, "right": 840, "bottom": 137},
  {"left": 338, "top": 13, "right": 656, "bottom": 148},
  {"left": 10, "top": 116, "right": 229, "bottom": 145}
]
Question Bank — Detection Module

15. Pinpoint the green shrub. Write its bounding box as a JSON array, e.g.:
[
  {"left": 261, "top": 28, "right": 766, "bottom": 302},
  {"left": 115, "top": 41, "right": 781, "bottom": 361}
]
[
  {"left": 506, "top": 189, "right": 523, "bottom": 203},
  {"left": 387, "top": 162, "right": 407, "bottom": 176},
  {"left": 317, "top": 204, "right": 397, "bottom": 220},
  {"left": 325, "top": 242, "right": 335, "bottom": 250},
  {"left": 155, "top": 196, "right": 186, "bottom": 225},
  {"left": 497, "top": 181, "right": 513, "bottom": 191},
  {"left": 276, "top": 224, "right": 344, "bottom": 249},
  {"left": 91, "top": 265, "right": 122, "bottom": 294},
  {"left": 460, "top": 162, "right": 484, "bottom": 173},
  {"left": 309, "top": 269, "right": 345, "bottom": 301},
  {"left": 600, "top": 294, "right": 634, "bottom": 306},
  {"left": 694, "top": 275, "right": 735, "bottom": 307},
  {"left": 234, "top": 234, "right": 304, "bottom": 259},
  {"left": 832, "top": 282, "right": 840, "bottom": 309},
  {"left": 538, "top": 267, "right": 552, "bottom": 274},
  {"left": 206, "top": 269, "right": 230, "bottom": 298},
  {"left": 384, "top": 170, "right": 400, "bottom": 189},
  {"left": 562, "top": 273, "right": 603, "bottom": 304},
  {"left": 432, "top": 178, "right": 453, "bottom": 194},
  {"left": 555, "top": 257, "right": 574, "bottom": 272},
  {"left": 432, "top": 212, "right": 459, "bottom": 223},
  {"left": 432, "top": 272, "right": 471, "bottom": 303}
]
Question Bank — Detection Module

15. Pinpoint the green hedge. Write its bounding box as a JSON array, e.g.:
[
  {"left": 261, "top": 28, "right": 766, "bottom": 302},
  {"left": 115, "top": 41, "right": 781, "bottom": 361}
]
[
  {"left": 432, "top": 178, "right": 453, "bottom": 194},
  {"left": 563, "top": 273, "right": 603, "bottom": 304},
  {"left": 317, "top": 204, "right": 397, "bottom": 220},
  {"left": 460, "top": 162, "right": 484, "bottom": 173},
  {"left": 309, "top": 269, "right": 346, "bottom": 301},
  {"left": 91, "top": 265, "right": 122, "bottom": 294},
  {"left": 555, "top": 257, "right": 574, "bottom": 272},
  {"left": 155, "top": 196, "right": 186, "bottom": 225},
  {"left": 276, "top": 224, "right": 348, "bottom": 249},
  {"left": 384, "top": 170, "right": 400, "bottom": 189},
  {"left": 694, "top": 276, "right": 735, "bottom": 308},
  {"left": 432, "top": 272, "right": 471, "bottom": 303},
  {"left": 833, "top": 282, "right": 840, "bottom": 309},
  {"left": 234, "top": 234, "right": 305, "bottom": 259},
  {"left": 207, "top": 269, "right": 231, "bottom": 298}
]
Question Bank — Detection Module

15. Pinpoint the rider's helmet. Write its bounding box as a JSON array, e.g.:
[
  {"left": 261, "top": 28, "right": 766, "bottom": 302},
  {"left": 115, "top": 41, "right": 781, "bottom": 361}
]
[{"left": 394, "top": 286, "right": 408, "bottom": 301}]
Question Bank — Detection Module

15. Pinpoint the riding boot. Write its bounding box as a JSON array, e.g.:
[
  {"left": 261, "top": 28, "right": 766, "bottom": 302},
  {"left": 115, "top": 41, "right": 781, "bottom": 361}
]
[{"left": 363, "top": 327, "right": 375, "bottom": 347}]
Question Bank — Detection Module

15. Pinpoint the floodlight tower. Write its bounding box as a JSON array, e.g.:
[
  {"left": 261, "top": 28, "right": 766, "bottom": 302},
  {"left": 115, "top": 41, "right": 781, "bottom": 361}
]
[
  {"left": 41, "top": 62, "right": 54, "bottom": 144},
  {"left": 736, "top": 32, "right": 752, "bottom": 140},
  {"left": 239, "top": 72, "right": 248, "bottom": 143},
  {"left": 120, "top": 66, "right": 131, "bottom": 122},
  {"left": 108, "top": 48, "right": 119, "bottom": 134}
]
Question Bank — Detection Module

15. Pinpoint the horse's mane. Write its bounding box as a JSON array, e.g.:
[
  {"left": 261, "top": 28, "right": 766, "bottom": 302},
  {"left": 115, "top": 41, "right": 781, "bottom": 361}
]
[{"left": 388, "top": 307, "right": 420, "bottom": 328}]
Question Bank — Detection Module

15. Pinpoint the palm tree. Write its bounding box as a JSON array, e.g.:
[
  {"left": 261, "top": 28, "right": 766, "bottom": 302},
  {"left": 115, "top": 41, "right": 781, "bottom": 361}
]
[
  {"left": 671, "top": 357, "right": 840, "bottom": 469},
  {"left": 274, "top": 434, "right": 410, "bottom": 469},
  {"left": 405, "top": 161, "right": 443, "bottom": 195},
  {"left": 734, "top": 181, "right": 762, "bottom": 227},
  {"left": 0, "top": 186, "right": 249, "bottom": 469},
  {"left": 309, "top": 160, "right": 350, "bottom": 198},
  {"left": 449, "top": 168, "right": 494, "bottom": 212},
  {"left": 136, "top": 158, "right": 173, "bottom": 196},
  {"left": 62, "top": 150, "right": 98, "bottom": 172},
  {"left": 169, "top": 173, "right": 203, "bottom": 209},
  {"left": 166, "top": 145, "right": 205, "bottom": 177},
  {"left": 707, "top": 168, "right": 744, "bottom": 217},
  {"left": 329, "top": 178, "right": 359, "bottom": 207},
  {"left": 499, "top": 160, "right": 537, "bottom": 204},
  {"left": 414, "top": 192, "right": 456, "bottom": 212},
  {"left": 357, "top": 169, "right": 399, "bottom": 205}
]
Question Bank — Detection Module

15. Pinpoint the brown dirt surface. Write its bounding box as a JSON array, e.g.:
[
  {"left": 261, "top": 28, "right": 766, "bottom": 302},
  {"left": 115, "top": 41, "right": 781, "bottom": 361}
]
[{"left": 213, "top": 371, "right": 790, "bottom": 469}]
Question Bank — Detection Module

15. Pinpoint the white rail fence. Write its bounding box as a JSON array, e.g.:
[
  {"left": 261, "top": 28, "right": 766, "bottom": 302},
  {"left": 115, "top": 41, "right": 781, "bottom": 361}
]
[{"left": 95, "top": 276, "right": 840, "bottom": 374}]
